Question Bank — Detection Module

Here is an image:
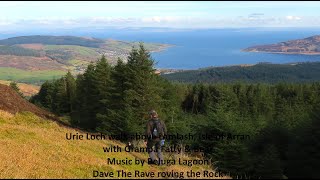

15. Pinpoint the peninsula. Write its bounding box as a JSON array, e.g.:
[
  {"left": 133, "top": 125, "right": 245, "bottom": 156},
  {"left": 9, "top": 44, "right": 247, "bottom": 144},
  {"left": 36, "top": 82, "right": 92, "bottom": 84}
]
[{"left": 243, "top": 35, "right": 320, "bottom": 55}]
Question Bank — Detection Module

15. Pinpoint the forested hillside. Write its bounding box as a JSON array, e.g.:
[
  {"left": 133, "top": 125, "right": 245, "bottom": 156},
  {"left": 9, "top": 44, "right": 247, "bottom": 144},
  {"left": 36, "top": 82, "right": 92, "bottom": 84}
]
[
  {"left": 0, "top": 45, "right": 42, "bottom": 57},
  {"left": 162, "top": 62, "right": 320, "bottom": 83},
  {"left": 0, "top": 35, "right": 104, "bottom": 47},
  {"left": 30, "top": 44, "right": 320, "bottom": 178}
]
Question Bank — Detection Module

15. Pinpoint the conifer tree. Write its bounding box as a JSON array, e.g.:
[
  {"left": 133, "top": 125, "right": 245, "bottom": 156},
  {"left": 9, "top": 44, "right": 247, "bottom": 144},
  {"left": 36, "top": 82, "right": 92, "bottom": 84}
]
[
  {"left": 287, "top": 104, "right": 320, "bottom": 178},
  {"left": 74, "top": 63, "right": 99, "bottom": 129},
  {"left": 65, "top": 71, "right": 76, "bottom": 113},
  {"left": 30, "top": 80, "right": 54, "bottom": 109},
  {"left": 123, "top": 43, "right": 163, "bottom": 134},
  {"left": 53, "top": 78, "right": 68, "bottom": 114},
  {"left": 93, "top": 55, "right": 114, "bottom": 131},
  {"left": 254, "top": 145, "right": 284, "bottom": 179},
  {"left": 94, "top": 55, "right": 112, "bottom": 112},
  {"left": 97, "top": 58, "right": 129, "bottom": 134},
  {"left": 10, "top": 81, "right": 24, "bottom": 98}
]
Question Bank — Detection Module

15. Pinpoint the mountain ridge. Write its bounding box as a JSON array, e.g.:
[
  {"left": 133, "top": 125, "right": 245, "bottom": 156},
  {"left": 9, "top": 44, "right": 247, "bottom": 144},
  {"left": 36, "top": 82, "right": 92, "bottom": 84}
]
[
  {"left": 243, "top": 35, "right": 320, "bottom": 54},
  {"left": 0, "top": 35, "right": 104, "bottom": 47}
]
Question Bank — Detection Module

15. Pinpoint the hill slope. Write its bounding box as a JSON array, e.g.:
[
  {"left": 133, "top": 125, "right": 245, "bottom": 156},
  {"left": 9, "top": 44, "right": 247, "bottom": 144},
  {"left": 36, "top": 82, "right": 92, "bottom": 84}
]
[
  {"left": 0, "top": 84, "right": 54, "bottom": 119},
  {"left": 243, "top": 35, "right": 320, "bottom": 54},
  {"left": 0, "top": 80, "right": 40, "bottom": 97},
  {"left": 0, "top": 35, "right": 172, "bottom": 84},
  {"left": 162, "top": 62, "right": 320, "bottom": 83},
  {"left": 0, "top": 35, "right": 104, "bottom": 47},
  {"left": 0, "top": 84, "right": 222, "bottom": 179},
  {"left": 0, "top": 36, "right": 172, "bottom": 65}
]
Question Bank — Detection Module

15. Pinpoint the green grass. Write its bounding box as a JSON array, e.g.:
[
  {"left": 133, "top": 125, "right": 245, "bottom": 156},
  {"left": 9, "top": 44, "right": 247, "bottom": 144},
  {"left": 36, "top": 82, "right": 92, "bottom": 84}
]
[
  {"left": 103, "top": 40, "right": 172, "bottom": 52},
  {"left": 44, "top": 45, "right": 100, "bottom": 57},
  {"left": 68, "top": 59, "right": 91, "bottom": 66},
  {"left": 0, "top": 67, "right": 65, "bottom": 84}
]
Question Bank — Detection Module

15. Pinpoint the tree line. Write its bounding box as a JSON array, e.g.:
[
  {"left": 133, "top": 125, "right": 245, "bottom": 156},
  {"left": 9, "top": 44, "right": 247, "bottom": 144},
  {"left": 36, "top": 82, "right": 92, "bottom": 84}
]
[
  {"left": 162, "top": 62, "right": 320, "bottom": 83},
  {"left": 0, "top": 35, "right": 103, "bottom": 47},
  {"left": 30, "top": 44, "right": 320, "bottom": 179},
  {"left": 181, "top": 82, "right": 320, "bottom": 178},
  {"left": 31, "top": 44, "right": 178, "bottom": 135}
]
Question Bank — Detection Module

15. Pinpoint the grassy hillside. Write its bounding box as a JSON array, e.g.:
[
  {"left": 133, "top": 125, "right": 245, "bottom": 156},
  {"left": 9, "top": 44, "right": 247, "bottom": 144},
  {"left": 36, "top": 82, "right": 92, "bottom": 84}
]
[
  {"left": 0, "top": 45, "right": 41, "bottom": 57},
  {"left": 162, "top": 62, "right": 320, "bottom": 83},
  {"left": 0, "top": 110, "right": 224, "bottom": 179},
  {"left": 0, "top": 55, "right": 64, "bottom": 71},
  {"left": 103, "top": 39, "right": 172, "bottom": 53},
  {"left": 44, "top": 45, "right": 100, "bottom": 57},
  {"left": 0, "top": 80, "right": 40, "bottom": 97},
  {"left": 0, "top": 67, "right": 65, "bottom": 84},
  {"left": 43, "top": 45, "right": 101, "bottom": 65}
]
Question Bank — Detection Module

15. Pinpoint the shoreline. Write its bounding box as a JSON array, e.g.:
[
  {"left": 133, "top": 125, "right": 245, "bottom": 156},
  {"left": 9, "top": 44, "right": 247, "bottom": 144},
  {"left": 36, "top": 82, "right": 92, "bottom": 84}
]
[
  {"left": 242, "top": 49, "right": 320, "bottom": 55},
  {"left": 149, "top": 44, "right": 175, "bottom": 53}
]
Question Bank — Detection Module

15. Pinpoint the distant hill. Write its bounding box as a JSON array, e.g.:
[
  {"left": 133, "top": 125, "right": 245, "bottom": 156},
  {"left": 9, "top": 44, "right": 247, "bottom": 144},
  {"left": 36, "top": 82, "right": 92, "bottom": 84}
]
[
  {"left": 243, "top": 35, "right": 320, "bottom": 54},
  {"left": 0, "top": 35, "right": 172, "bottom": 84},
  {"left": 0, "top": 35, "right": 104, "bottom": 47},
  {"left": 162, "top": 62, "right": 320, "bottom": 83}
]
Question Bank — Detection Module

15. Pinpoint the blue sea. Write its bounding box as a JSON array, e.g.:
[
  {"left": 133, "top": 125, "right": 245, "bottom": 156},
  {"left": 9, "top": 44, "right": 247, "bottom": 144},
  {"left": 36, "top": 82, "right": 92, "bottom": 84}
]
[
  {"left": 1, "top": 27, "right": 320, "bottom": 69},
  {"left": 103, "top": 28, "right": 320, "bottom": 69}
]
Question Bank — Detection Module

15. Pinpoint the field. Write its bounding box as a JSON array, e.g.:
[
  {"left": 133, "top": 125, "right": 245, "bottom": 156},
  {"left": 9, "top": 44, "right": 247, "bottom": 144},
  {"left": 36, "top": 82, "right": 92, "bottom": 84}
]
[
  {"left": 0, "top": 110, "right": 227, "bottom": 179},
  {"left": 0, "top": 55, "right": 64, "bottom": 71},
  {"left": 68, "top": 59, "right": 91, "bottom": 65},
  {"left": 0, "top": 67, "right": 66, "bottom": 84},
  {"left": 103, "top": 39, "right": 172, "bottom": 53},
  {"left": 17, "top": 43, "right": 45, "bottom": 50},
  {"left": 44, "top": 45, "right": 101, "bottom": 60}
]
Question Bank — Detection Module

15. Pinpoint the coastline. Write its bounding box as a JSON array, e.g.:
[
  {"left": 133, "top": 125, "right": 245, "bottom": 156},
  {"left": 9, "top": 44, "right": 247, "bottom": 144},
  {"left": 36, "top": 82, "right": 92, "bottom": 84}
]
[
  {"left": 149, "top": 44, "right": 175, "bottom": 53},
  {"left": 242, "top": 49, "right": 320, "bottom": 55}
]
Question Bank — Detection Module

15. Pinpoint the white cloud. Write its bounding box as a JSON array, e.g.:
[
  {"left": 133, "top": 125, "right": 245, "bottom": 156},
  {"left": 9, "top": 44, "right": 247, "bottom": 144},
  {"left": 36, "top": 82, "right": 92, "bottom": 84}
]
[
  {"left": 286, "top": 15, "right": 302, "bottom": 20},
  {"left": 0, "top": 18, "right": 14, "bottom": 26},
  {"left": 248, "top": 13, "right": 265, "bottom": 19},
  {"left": 141, "top": 16, "right": 183, "bottom": 23},
  {"left": 0, "top": 15, "right": 319, "bottom": 29}
]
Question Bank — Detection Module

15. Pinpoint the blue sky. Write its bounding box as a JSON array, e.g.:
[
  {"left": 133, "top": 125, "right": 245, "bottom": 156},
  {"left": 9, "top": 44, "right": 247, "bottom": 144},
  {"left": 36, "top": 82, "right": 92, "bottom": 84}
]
[{"left": 1, "top": 1, "right": 320, "bottom": 29}]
